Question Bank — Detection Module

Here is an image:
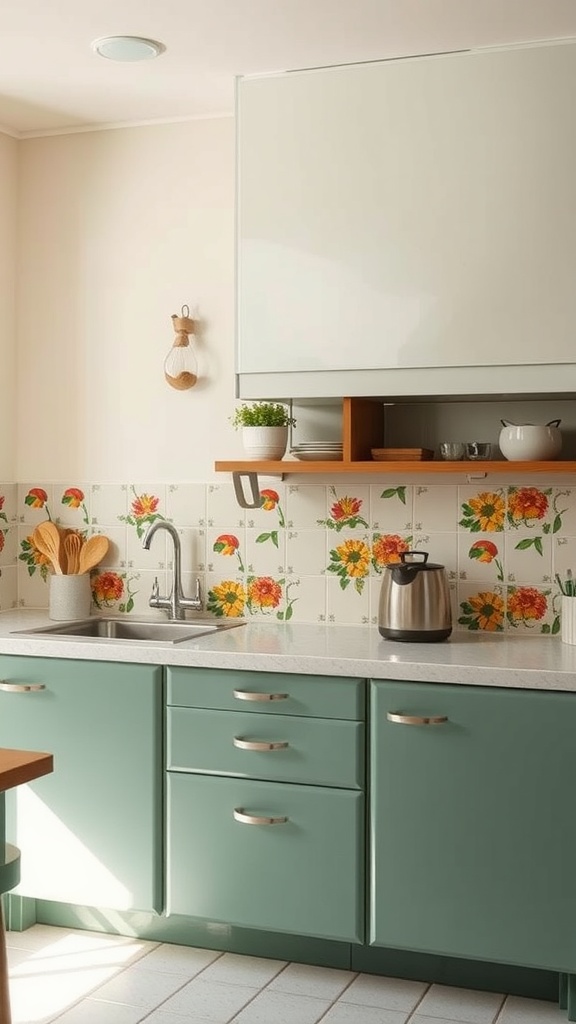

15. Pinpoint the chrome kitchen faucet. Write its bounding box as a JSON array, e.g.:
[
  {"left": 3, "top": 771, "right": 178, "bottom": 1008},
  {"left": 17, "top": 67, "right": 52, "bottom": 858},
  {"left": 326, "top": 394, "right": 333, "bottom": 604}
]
[{"left": 142, "top": 521, "right": 203, "bottom": 620}]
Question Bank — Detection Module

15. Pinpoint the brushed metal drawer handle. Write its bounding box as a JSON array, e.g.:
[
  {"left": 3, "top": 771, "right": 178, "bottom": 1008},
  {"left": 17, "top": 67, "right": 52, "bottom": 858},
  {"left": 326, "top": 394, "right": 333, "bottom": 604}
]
[
  {"left": 0, "top": 680, "right": 46, "bottom": 693},
  {"left": 387, "top": 711, "right": 448, "bottom": 726},
  {"left": 233, "top": 807, "right": 289, "bottom": 826},
  {"left": 233, "top": 689, "right": 288, "bottom": 702},
  {"left": 233, "top": 737, "right": 289, "bottom": 751}
]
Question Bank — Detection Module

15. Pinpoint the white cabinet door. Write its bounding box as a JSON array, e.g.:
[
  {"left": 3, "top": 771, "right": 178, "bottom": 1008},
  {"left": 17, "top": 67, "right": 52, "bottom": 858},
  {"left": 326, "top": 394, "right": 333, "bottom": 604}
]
[{"left": 237, "top": 43, "right": 576, "bottom": 397}]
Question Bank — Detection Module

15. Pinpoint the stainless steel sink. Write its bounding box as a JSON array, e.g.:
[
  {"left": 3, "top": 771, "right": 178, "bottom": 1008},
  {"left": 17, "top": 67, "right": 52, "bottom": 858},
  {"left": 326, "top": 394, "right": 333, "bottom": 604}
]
[{"left": 11, "top": 617, "right": 245, "bottom": 645}]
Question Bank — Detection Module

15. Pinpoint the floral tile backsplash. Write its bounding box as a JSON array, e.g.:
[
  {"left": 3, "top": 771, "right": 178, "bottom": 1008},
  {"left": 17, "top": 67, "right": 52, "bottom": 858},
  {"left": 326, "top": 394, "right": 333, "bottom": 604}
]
[{"left": 1, "top": 478, "right": 576, "bottom": 634}]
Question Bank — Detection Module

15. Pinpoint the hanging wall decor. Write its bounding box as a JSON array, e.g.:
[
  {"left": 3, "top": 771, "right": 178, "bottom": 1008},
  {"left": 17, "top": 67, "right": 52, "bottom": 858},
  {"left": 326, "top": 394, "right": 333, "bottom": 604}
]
[{"left": 164, "top": 305, "right": 198, "bottom": 390}]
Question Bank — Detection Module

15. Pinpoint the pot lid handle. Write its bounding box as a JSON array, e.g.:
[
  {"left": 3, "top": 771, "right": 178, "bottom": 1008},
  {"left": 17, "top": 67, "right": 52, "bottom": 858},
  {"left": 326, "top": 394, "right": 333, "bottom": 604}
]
[
  {"left": 547, "top": 419, "right": 561, "bottom": 428},
  {"left": 400, "top": 551, "right": 428, "bottom": 564}
]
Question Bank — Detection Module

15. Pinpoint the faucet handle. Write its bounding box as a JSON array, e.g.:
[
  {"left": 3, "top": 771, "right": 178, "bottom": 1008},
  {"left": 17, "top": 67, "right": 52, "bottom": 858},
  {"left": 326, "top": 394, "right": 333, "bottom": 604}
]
[
  {"left": 193, "top": 577, "right": 202, "bottom": 603},
  {"left": 149, "top": 577, "right": 160, "bottom": 608}
]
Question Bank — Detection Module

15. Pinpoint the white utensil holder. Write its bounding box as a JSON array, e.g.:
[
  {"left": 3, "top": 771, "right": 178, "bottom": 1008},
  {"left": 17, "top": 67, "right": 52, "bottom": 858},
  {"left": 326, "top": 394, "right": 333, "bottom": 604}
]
[
  {"left": 49, "top": 573, "right": 92, "bottom": 621},
  {"left": 561, "top": 596, "right": 576, "bottom": 645}
]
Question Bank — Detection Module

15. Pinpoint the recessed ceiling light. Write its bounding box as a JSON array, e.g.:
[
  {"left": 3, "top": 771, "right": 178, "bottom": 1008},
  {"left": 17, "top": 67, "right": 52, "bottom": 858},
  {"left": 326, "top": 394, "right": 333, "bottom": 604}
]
[{"left": 91, "top": 36, "right": 166, "bottom": 62}]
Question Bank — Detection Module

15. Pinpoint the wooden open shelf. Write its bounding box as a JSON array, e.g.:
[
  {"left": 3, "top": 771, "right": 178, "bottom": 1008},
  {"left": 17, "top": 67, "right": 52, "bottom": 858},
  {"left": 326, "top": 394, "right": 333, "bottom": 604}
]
[
  {"left": 215, "top": 398, "right": 576, "bottom": 477},
  {"left": 215, "top": 458, "right": 576, "bottom": 475}
]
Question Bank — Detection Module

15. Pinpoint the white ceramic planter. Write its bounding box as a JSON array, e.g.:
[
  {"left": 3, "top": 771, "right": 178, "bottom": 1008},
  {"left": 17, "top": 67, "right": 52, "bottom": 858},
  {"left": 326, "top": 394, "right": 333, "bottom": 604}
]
[{"left": 241, "top": 425, "right": 288, "bottom": 460}]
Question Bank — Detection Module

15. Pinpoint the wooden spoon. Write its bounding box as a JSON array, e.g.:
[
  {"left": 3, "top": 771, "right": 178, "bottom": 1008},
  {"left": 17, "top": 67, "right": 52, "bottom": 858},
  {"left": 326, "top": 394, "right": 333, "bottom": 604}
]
[
  {"left": 78, "top": 535, "right": 109, "bottom": 574},
  {"left": 36, "top": 521, "right": 64, "bottom": 574},
  {"left": 64, "top": 533, "right": 82, "bottom": 575}
]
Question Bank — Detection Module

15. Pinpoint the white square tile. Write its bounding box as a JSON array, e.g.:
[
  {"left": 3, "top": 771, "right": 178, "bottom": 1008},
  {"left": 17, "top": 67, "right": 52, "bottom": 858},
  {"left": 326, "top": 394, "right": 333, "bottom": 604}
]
[
  {"left": 244, "top": 483, "right": 288, "bottom": 531},
  {"left": 205, "top": 572, "right": 248, "bottom": 619},
  {"left": 321, "top": 1004, "right": 409, "bottom": 1024},
  {"left": 144, "top": 1012, "right": 215, "bottom": 1024},
  {"left": 52, "top": 483, "right": 91, "bottom": 528},
  {"left": 370, "top": 531, "right": 413, "bottom": 575},
  {"left": 121, "top": 484, "right": 168, "bottom": 541},
  {"left": 166, "top": 483, "right": 207, "bottom": 526},
  {"left": 17, "top": 482, "right": 55, "bottom": 524},
  {"left": 326, "top": 573, "right": 370, "bottom": 625},
  {"left": 199, "top": 952, "right": 286, "bottom": 987},
  {"left": 160, "top": 977, "right": 259, "bottom": 1020},
  {"left": 282, "top": 574, "right": 325, "bottom": 623},
  {"left": 286, "top": 485, "right": 328, "bottom": 529},
  {"left": 458, "top": 485, "right": 507, "bottom": 534},
  {"left": 320, "top": 486, "right": 371, "bottom": 532},
  {"left": 413, "top": 485, "right": 458, "bottom": 532},
  {"left": 90, "top": 484, "right": 128, "bottom": 526},
  {"left": 505, "top": 583, "right": 556, "bottom": 634},
  {"left": 207, "top": 482, "right": 247, "bottom": 529},
  {"left": 49, "top": 998, "right": 147, "bottom": 1023},
  {"left": 505, "top": 485, "right": 554, "bottom": 532},
  {"left": 504, "top": 531, "right": 552, "bottom": 585},
  {"left": 94, "top": 525, "right": 127, "bottom": 569},
  {"left": 206, "top": 527, "right": 247, "bottom": 575},
  {"left": 415, "top": 984, "right": 504, "bottom": 1023},
  {"left": 231, "top": 989, "right": 331, "bottom": 1024},
  {"left": 245, "top": 528, "right": 287, "bottom": 576},
  {"left": 339, "top": 974, "right": 428, "bottom": 1012},
  {"left": 90, "top": 965, "right": 185, "bottom": 1008},
  {"left": 412, "top": 1017, "right": 485, "bottom": 1024},
  {"left": 268, "top": 962, "right": 356, "bottom": 1000},
  {"left": 370, "top": 484, "right": 414, "bottom": 532},
  {"left": 286, "top": 529, "right": 330, "bottom": 576},
  {"left": 491, "top": 994, "right": 565, "bottom": 1023},
  {"left": 458, "top": 532, "right": 505, "bottom": 584},
  {"left": 456, "top": 582, "right": 506, "bottom": 633}
]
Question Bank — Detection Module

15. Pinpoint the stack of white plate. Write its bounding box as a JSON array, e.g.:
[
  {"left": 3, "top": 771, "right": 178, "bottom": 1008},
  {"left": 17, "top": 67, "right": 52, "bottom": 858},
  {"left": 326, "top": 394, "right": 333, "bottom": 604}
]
[{"left": 290, "top": 441, "right": 343, "bottom": 462}]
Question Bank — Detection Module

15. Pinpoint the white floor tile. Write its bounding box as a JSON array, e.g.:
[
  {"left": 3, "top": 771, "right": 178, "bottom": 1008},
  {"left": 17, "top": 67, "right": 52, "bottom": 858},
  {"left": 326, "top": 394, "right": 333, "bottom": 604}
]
[
  {"left": 89, "top": 965, "right": 187, "bottom": 1009},
  {"left": 268, "top": 962, "right": 356, "bottom": 1000},
  {"left": 160, "top": 978, "right": 259, "bottom": 1021},
  {"left": 416, "top": 983, "right": 505, "bottom": 1022},
  {"left": 197, "top": 951, "right": 287, "bottom": 988},
  {"left": 230, "top": 989, "right": 331, "bottom": 1023},
  {"left": 412, "top": 1017, "right": 492, "bottom": 1024},
  {"left": 47, "top": 998, "right": 147, "bottom": 1023},
  {"left": 496, "top": 994, "right": 566, "bottom": 1023},
  {"left": 318, "top": 1003, "right": 409, "bottom": 1024},
  {"left": 135, "top": 941, "right": 222, "bottom": 976},
  {"left": 339, "top": 973, "right": 428, "bottom": 1012},
  {"left": 144, "top": 1014, "right": 219, "bottom": 1024}
]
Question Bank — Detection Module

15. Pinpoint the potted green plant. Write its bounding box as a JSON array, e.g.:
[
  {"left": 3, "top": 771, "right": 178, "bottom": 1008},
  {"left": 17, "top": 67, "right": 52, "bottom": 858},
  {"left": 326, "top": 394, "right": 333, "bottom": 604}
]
[{"left": 231, "top": 402, "right": 296, "bottom": 460}]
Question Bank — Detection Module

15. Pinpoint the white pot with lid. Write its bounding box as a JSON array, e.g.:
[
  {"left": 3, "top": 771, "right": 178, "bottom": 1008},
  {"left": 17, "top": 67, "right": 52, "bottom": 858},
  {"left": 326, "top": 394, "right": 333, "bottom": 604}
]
[{"left": 498, "top": 419, "right": 562, "bottom": 461}]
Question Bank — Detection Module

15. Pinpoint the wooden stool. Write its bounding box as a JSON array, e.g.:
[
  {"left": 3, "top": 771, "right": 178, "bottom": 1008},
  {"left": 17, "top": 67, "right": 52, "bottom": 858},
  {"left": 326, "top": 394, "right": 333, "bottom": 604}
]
[
  {"left": 0, "top": 749, "right": 54, "bottom": 1024},
  {"left": 0, "top": 845, "right": 20, "bottom": 1024}
]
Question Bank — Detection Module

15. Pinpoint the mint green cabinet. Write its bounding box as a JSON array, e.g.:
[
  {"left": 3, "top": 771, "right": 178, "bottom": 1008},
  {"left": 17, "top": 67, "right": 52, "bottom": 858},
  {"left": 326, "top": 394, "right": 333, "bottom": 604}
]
[
  {"left": 0, "top": 656, "right": 162, "bottom": 913},
  {"left": 370, "top": 680, "right": 576, "bottom": 972},
  {"left": 166, "top": 667, "right": 365, "bottom": 942},
  {"left": 168, "top": 773, "right": 363, "bottom": 941}
]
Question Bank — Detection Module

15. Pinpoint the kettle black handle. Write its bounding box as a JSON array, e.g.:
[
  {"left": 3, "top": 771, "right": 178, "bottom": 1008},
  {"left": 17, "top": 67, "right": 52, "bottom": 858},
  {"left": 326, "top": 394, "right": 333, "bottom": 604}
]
[
  {"left": 400, "top": 551, "right": 428, "bottom": 564},
  {"left": 547, "top": 419, "right": 561, "bottom": 428}
]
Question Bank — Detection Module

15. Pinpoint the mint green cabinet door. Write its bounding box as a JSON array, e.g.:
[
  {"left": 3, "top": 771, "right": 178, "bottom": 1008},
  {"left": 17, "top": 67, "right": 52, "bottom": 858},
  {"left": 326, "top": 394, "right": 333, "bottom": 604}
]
[
  {"left": 0, "top": 656, "right": 162, "bottom": 913},
  {"left": 167, "top": 772, "right": 364, "bottom": 941},
  {"left": 370, "top": 680, "right": 576, "bottom": 972}
]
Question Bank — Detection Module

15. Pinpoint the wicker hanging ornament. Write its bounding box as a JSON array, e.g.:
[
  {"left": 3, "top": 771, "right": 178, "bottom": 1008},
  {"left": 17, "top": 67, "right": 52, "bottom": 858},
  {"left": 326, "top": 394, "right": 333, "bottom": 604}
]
[{"left": 164, "top": 305, "right": 198, "bottom": 389}]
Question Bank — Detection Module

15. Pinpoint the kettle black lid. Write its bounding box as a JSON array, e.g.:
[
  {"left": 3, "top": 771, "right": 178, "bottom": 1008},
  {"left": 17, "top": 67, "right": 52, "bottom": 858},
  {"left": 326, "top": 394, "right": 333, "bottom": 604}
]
[{"left": 387, "top": 551, "right": 446, "bottom": 585}]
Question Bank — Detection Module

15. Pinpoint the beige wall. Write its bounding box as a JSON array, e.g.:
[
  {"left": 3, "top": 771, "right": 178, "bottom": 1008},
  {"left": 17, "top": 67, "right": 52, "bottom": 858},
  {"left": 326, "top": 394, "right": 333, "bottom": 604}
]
[
  {"left": 0, "top": 132, "right": 17, "bottom": 480},
  {"left": 16, "top": 117, "right": 245, "bottom": 482}
]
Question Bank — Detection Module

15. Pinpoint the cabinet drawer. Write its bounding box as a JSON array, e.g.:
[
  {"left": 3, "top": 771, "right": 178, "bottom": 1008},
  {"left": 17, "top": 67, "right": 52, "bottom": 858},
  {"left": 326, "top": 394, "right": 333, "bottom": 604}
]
[
  {"left": 167, "top": 667, "right": 364, "bottom": 719},
  {"left": 166, "top": 663, "right": 362, "bottom": 720},
  {"left": 167, "top": 707, "right": 364, "bottom": 788},
  {"left": 167, "top": 772, "right": 364, "bottom": 942}
]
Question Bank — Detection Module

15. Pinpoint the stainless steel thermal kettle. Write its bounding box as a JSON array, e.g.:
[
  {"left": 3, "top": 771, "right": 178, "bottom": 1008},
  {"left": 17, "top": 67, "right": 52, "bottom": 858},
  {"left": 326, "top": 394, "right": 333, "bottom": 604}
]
[{"left": 378, "top": 551, "right": 452, "bottom": 642}]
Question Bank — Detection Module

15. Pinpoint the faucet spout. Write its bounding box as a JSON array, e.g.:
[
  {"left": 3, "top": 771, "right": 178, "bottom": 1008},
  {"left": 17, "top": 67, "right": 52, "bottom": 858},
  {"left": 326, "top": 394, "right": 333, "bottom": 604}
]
[{"left": 142, "top": 521, "right": 203, "bottom": 620}]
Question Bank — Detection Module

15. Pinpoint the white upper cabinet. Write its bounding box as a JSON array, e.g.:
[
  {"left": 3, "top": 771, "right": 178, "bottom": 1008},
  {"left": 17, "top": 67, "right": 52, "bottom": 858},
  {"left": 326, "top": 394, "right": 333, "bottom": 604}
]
[{"left": 236, "top": 43, "right": 576, "bottom": 398}]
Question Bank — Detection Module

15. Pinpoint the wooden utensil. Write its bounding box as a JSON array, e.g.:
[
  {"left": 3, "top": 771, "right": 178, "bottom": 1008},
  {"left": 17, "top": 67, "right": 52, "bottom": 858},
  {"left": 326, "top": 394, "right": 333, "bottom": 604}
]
[
  {"left": 36, "top": 521, "right": 64, "bottom": 574},
  {"left": 64, "top": 533, "right": 82, "bottom": 575},
  {"left": 78, "top": 535, "right": 109, "bottom": 574}
]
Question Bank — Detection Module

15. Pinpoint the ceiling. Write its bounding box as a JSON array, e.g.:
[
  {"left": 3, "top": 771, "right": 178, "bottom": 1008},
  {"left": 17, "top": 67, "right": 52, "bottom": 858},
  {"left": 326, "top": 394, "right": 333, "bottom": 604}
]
[{"left": 2, "top": 0, "right": 576, "bottom": 136}]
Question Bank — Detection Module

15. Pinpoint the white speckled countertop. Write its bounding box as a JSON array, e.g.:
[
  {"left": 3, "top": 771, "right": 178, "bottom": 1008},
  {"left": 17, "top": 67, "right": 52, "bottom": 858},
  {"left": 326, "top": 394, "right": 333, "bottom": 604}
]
[{"left": 0, "top": 610, "right": 575, "bottom": 690}]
